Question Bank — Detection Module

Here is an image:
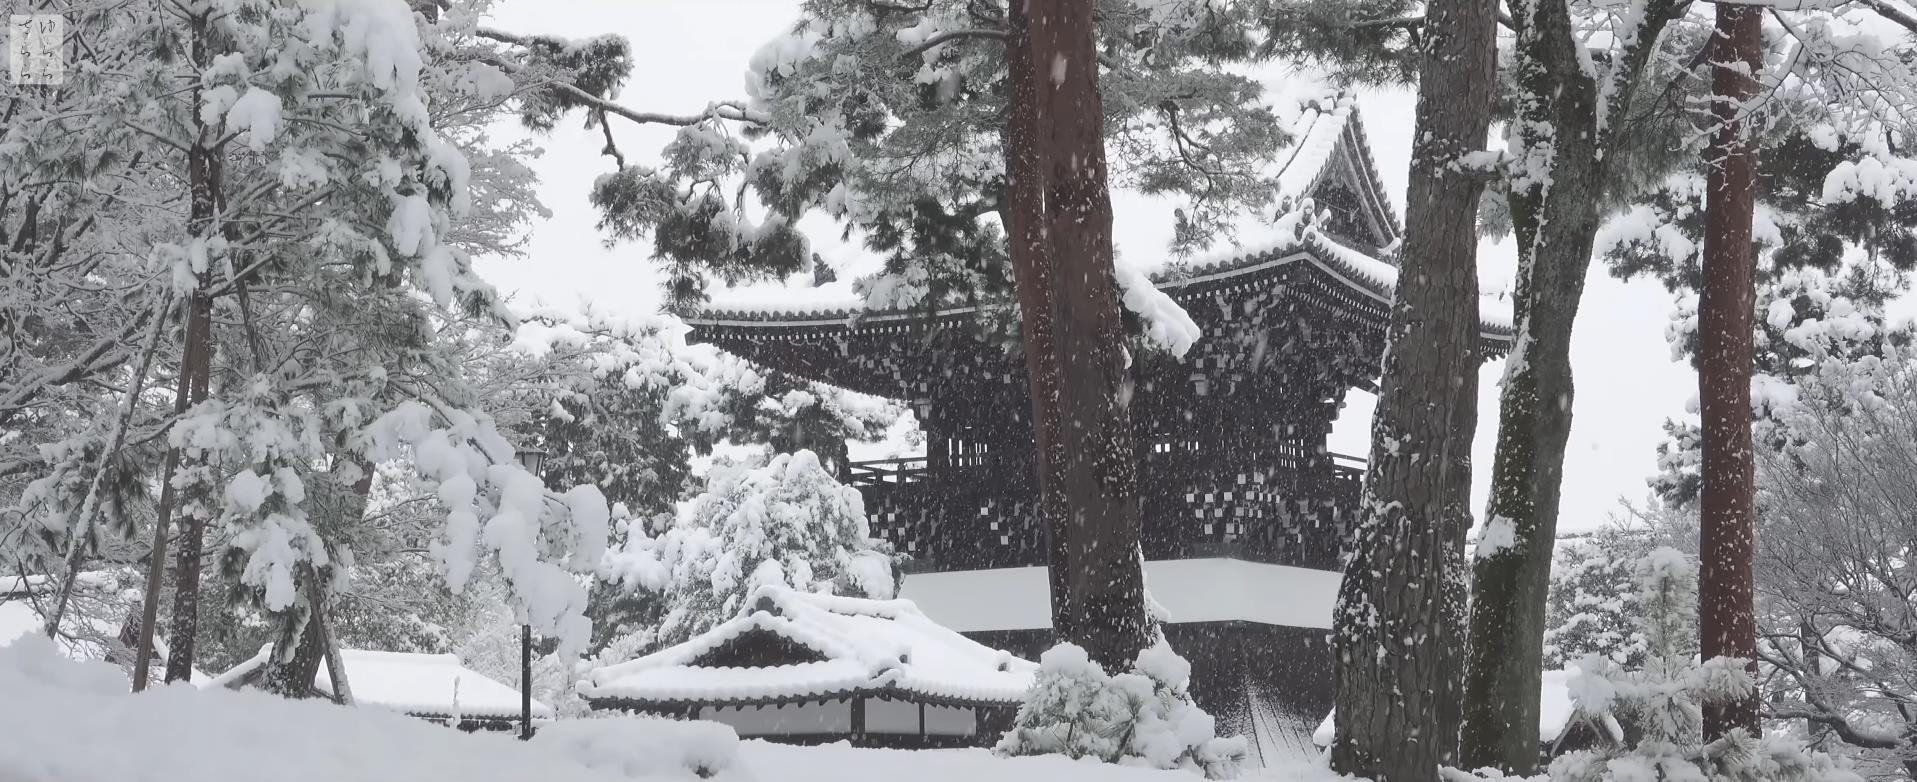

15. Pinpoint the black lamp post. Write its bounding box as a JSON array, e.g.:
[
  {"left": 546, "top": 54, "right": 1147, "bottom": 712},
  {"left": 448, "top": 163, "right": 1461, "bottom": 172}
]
[{"left": 513, "top": 446, "right": 547, "bottom": 740}]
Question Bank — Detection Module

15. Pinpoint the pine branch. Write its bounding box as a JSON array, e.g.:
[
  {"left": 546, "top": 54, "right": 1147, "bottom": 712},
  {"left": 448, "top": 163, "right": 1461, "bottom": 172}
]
[
  {"left": 473, "top": 27, "right": 768, "bottom": 127},
  {"left": 1346, "top": 10, "right": 1518, "bottom": 32},
  {"left": 899, "top": 28, "right": 1007, "bottom": 60},
  {"left": 45, "top": 289, "right": 176, "bottom": 639}
]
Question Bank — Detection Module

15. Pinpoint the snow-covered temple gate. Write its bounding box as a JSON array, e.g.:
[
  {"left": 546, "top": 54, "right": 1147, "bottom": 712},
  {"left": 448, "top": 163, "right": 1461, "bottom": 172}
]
[{"left": 684, "top": 95, "right": 1514, "bottom": 764}]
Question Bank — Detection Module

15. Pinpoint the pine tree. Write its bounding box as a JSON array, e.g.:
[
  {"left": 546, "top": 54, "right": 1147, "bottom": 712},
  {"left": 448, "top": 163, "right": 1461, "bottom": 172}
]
[
  {"left": 599, "top": 450, "right": 897, "bottom": 651},
  {"left": 1460, "top": 0, "right": 1695, "bottom": 769},
  {"left": 1547, "top": 548, "right": 1862, "bottom": 782},
  {"left": 4, "top": 0, "right": 619, "bottom": 689},
  {"left": 1329, "top": 0, "right": 1496, "bottom": 778},
  {"left": 1695, "top": 0, "right": 1764, "bottom": 741},
  {"left": 1543, "top": 530, "right": 1659, "bottom": 671}
]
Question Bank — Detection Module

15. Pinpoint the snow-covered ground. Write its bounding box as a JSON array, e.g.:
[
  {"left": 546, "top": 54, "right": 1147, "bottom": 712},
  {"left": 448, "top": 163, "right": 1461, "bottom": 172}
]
[
  {"left": 0, "top": 636, "right": 1340, "bottom": 782},
  {"left": 740, "top": 741, "right": 1337, "bottom": 782}
]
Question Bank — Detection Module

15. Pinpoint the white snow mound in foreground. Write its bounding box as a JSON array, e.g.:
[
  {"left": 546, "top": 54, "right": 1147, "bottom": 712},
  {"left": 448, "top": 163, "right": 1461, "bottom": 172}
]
[
  {"left": 532, "top": 717, "right": 745, "bottom": 780},
  {"left": 0, "top": 635, "right": 1343, "bottom": 782},
  {"left": 0, "top": 636, "right": 679, "bottom": 782}
]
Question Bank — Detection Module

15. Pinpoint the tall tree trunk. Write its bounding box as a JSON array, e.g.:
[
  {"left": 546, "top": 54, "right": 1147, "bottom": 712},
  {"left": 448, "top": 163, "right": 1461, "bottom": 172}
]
[
  {"left": 162, "top": 265, "right": 215, "bottom": 684},
  {"left": 1001, "top": 0, "right": 1151, "bottom": 672},
  {"left": 1698, "top": 0, "right": 1763, "bottom": 740},
  {"left": 1330, "top": 0, "right": 1495, "bottom": 778},
  {"left": 1460, "top": 0, "right": 1689, "bottom": 769},
  {"left": 264, "top": 461, "right": 371, "bottom": 700},
  {"left": 263, "top": 602, "right": 328, "bottom": 697},
  {"left": 1459, "top": 0, "right": 1599, "bottom": 771},
  {"left": 132, "top": 339, "right": 194, "bottom": 691},
  {"left": 1000, "top": 2, "right": 1073, "bottom": 640},
  {"left": 163, "top": 9, "right": 223, "bottom": 684}
]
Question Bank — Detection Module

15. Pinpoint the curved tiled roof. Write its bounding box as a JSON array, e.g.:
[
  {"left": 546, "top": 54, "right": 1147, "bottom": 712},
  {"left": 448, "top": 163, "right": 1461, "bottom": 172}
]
[
  {"left": 580, "top": 586, "right": 1038, "bottom": 707},
  {"left": 688, "top": 225, "right": 1514, "bottom": 339},
  {"left": 682, "top": 91, "right": 1513, "bottom": 340}
]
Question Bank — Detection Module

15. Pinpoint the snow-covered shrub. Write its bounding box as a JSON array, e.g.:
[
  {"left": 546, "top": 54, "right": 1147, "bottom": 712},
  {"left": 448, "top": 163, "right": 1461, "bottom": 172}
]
[
  {"left": 996, "top": 642, "right": 1246, "bottom": 780},
  {"left": 598, "top": 450, "right": 897, "bottom": 651},
  {"left": 1546, "top": 548, "right": 1861, "bottom": 782},
  {"left": 529, "top": 716, "right": 744, "bottom": 780},
  {"left": 1543, "top": 529, "right": 1658, "bottom": 670}
]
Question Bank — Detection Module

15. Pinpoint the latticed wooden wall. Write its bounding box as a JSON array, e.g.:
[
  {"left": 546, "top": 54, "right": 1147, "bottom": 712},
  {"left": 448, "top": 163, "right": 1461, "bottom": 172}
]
[{"left": 696, "top": 257, "right": 1414, "bottom": 574}]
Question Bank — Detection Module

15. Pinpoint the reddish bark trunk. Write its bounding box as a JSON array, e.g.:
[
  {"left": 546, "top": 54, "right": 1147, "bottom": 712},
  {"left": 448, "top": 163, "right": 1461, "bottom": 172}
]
[
  {"left": 1001, "top": 0, "right": 1151, "bottom": 672},
  {"left": 1001, "top": 1, "right": 1074, "bottom": 640},
  {"left": 1030, "top": 0, "right": 1150, "bottom": 672},
  {"left": 1698, "top": 0, "right": 1763, "bottom": 741}
]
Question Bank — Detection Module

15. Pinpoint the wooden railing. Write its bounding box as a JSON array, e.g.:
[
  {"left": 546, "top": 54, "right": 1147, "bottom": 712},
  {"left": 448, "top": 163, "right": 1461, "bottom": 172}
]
[
  {"left": 848, "top": 450, "right": 1367, "bottom": 572},
  {"left": 846, "top": 456, "right": 930, "bottom": 489}
]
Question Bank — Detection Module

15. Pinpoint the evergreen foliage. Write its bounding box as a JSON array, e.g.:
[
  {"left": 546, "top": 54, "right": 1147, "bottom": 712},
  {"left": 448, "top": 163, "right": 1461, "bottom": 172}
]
[
  {"left": 580, "top": 0, "right": 1291, "bottom": 320},
  {"left": 1543, "top": 529, "right": 1659, "bottom": 671},
  {"left": 1547, "top": 548, "right": 1862, "bottom": 782},
  {"left": 597, "top": 449, "right": 898, "bottom": 653},
  {"left": 996, "top": 641, "right": 1247, "bottom": 780}
]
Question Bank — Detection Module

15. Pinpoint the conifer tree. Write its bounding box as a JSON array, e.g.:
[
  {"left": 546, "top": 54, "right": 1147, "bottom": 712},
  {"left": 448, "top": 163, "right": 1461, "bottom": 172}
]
[{"left": 1329, "top": 0, "right": 1495, "bottom": 778}]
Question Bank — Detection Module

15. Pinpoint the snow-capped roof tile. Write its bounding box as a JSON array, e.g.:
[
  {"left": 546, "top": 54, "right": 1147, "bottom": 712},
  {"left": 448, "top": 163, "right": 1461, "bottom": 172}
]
[
  {"left": 684, "top": 92, "right": 1513, "bottom": 339},
  {"left": 581, "top": 586, "right": 1037, "bottom": 707}
]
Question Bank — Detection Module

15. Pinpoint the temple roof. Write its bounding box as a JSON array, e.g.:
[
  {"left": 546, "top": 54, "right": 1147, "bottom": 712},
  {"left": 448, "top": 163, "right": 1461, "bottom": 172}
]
[
  {"left": 683, "top": 94, "right": 1514, "bottom": 340},
  {"left": 580, "top": 586, "right": 1036, "bottom": 708}
]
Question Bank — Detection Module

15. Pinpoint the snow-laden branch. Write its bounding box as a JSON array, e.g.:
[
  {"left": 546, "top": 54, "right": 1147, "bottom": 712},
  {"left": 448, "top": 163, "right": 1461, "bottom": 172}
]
[
  {"left": 0, "top": 331, "right": 141, "bottom": 426},
  {"left": 1767, "top": 706, "right": 1907, "bottom": 749},
  {"left": 898, "top": 28, "right": 1006, "bottom": 60},
  {"left": 473, "top": 27, "right": 767, "bottom": 127},
  {"left": 1860, "top": 0, "right": 1917, "bottom": 36}
]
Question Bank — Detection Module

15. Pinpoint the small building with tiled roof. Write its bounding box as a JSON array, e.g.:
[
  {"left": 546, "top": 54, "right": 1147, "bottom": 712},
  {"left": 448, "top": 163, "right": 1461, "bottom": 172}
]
[
  {"left": 209, "top": 647, "right": 552, "bottom": 731},
  {"left": 580, "top": 586, "right": 1037, "bottom": 749}
]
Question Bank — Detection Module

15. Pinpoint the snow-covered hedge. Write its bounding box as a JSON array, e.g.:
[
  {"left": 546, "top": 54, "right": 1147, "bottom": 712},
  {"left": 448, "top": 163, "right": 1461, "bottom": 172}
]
[
  {"left": 996, "top": 642, "right": 1246, "bottom": 779},
  {"left": 531, "top": 716, "right": 744, "bottom": 779}
]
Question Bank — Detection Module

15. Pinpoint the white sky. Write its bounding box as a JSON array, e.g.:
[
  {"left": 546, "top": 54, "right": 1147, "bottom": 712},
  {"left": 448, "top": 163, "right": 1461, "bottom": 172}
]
[{"left": 476, "top": 1, "right": 1699, "bottom": 534}]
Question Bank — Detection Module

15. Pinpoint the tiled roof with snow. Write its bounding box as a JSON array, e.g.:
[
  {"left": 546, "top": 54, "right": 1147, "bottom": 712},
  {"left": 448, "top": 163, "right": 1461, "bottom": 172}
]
[
  {"left": 581, "top": 586, "right": 1037, "bottom": 707},
  {"left": 683, "top": 93, "right": 1513, "bottom": 338},
  {"left": 208, "top": 646, "right": 552, "bottom": 721},
  {"left": 1272, "top": 94, "right": 1400, "bottom": 241},
  {"left": 898, "top": 557, "right": 1343, "bottom": 634}
]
